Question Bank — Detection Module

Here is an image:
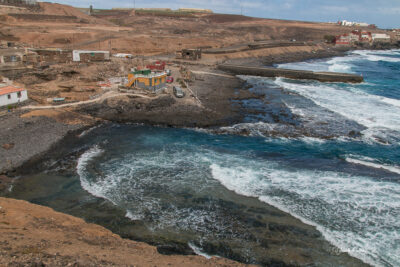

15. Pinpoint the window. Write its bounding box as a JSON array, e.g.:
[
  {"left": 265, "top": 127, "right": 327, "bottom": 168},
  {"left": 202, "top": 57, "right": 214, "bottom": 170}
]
[
  {"left": 7, "top": 94, "right": 11, "bottom": 99},
  {"left": 17, "top": 92, "right": 21, "bottom": 98}
]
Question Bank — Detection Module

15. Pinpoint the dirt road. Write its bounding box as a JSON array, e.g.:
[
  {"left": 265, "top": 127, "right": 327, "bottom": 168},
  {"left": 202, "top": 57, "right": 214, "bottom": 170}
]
[{"left": 22, "top": 91, "right": 152, "bottom": 110}]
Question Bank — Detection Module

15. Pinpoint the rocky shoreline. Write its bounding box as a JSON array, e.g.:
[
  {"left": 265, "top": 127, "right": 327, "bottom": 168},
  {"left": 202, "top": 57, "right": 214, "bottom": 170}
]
[
  {"left": 1, "top": 122, "right": 369, "bottom": 267},
  {"left": 0, "top": 109, "right": 100, "bottom": 176},
  {"left": 0, "top": 46, "right": 387, "bottom": 266},
  {"left": 3, "top": 45, "right": 399, "bottom": 176}
]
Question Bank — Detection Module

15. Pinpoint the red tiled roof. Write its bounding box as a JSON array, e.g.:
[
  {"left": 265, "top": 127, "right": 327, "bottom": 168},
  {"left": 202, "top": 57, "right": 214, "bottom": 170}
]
[{"left": 0, "top": 86, "right": 25, "bottom": 96}]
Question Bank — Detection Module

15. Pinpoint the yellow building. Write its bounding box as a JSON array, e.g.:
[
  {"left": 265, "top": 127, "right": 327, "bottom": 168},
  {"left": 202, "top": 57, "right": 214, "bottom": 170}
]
[
  {"left": 126, "top": 69, "right": 167, "bottom": 92},
  {"left": 178, "top": 8, "right": 213, "bottom": 13}
]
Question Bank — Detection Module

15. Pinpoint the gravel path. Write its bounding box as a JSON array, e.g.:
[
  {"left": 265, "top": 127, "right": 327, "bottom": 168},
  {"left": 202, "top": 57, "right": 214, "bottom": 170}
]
[{"left": 22, "top": 91, "right": 151, "bottom": 110}]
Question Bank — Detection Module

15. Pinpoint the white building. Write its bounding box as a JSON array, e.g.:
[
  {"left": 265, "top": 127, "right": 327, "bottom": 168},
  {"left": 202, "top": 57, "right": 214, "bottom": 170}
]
[
  {"left": 372, "top": 33, "right": 391, "bottom": 42},
  {"left": 113, "top": 53, "right": 133, "bottom": 58},
  {"left": 72, "top": 50, "right": 110, "bottom": 62},
  {"left": 355, "top": 22, "right": 369, "bottom": 27},
  {"left": 339, "top": 20, "right": 370, "bottom": 27},
  {"left": 0, "top": 85, "right": 28, "bottom": 107}
]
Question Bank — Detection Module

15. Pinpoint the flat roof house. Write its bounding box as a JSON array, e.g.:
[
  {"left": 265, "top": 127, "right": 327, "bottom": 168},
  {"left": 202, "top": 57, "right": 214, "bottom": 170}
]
[
  {"left": 125, "top": 69, "right": 167, "bottom": 92},
  {"left": 372, "top": 33, "right": 391, "bottom": 43},
  {"left": 0, "top": 85, "right": 28, "bottom": 107},
  {"left": 72, "top": 50, "right": 110, "bottom": 62}
]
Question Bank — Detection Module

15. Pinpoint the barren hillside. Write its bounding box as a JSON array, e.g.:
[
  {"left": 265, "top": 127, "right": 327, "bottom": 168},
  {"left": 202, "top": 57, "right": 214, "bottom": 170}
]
[{"left": 0, "top": 2, "right": 366, "bottom": 55}]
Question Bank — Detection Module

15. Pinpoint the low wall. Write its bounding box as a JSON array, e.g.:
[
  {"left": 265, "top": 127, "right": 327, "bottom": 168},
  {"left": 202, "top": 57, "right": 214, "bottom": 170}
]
[
  {"left": 218, "top": 64, "right": 364, "bottom": 83},
  {"left": 204, "top": 42, "right": 307, "bottom": 54}
]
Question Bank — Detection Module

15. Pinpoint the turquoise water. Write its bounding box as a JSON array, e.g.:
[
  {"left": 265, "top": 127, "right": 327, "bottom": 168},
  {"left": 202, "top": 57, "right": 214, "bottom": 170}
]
[{"left": 10, "top": 50, "right": 400, "bottom": 266}]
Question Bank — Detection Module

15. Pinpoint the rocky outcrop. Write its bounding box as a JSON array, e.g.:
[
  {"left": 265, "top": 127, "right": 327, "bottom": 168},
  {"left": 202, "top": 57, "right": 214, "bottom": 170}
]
[{"left": 0, "top": 110, "right": 94, "bottom": 175}]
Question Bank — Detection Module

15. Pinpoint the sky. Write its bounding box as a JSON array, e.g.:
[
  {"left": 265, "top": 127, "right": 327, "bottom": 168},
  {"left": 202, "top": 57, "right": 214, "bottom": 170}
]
[{"left": 49, "top": 0, "right": 400, "bottom": 28}]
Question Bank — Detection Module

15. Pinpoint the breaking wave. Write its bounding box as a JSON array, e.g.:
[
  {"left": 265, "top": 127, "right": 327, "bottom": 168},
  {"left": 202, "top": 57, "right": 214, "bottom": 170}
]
[
  {"left": 273, "top": 77, "right": 400, "bottom": 144},
  {"left": 352, "top": 50, "right": 400, "bottom": 63},
  {"left": 76, "top": 145, "right": 107, "bottom": 200},
  {"left": 346, "top": 155, "right": 400, "bottom": 175},
  {"left": 210, "top": 161, "right": 400, "bottom": 267}
]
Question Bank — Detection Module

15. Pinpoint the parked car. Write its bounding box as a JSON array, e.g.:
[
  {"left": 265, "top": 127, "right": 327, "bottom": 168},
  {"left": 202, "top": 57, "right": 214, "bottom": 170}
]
[
  {"left": 166, "top": 76, "right": 174, "bottom": 83},
  {"left": 173, "top": 86, "right": 185, "bottom": 98}
]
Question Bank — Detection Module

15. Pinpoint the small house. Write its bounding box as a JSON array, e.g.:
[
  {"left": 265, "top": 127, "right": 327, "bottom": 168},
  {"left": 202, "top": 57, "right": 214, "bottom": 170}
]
[
  {"left": 372, "top": 33, "right": 391, "bottom": 43},
  {"left": 360, "top": 31, "right": 372, "bottom": 42},
  {"left": 72, "top": 50, "right": 110, "bottom": 62},
  {"left": 125, "top": 69, "right": 167, "bottom": 92},
  {"left": 349, "top": 31, "right": 361, "bottom": 42},
  {"left": 113, "top": 53, "right": 133, "bottom": 58},
  {"left": 335, "top": 32, "right": 362, "bottom": 45},
  {"left": 335, "top": 34, "right": 351, "bottom": 45},
  {"left": 31, "top": 48, "right": 72, "bottom": 63},
  {"left": 0, "top": 85, "right": 28, "bottom": 107},
  {"left": 0, "top": 49, "right": 25, "bottom": 68},
  {"left": 180, "top": 49, "right": 202, "bottom": 60}
]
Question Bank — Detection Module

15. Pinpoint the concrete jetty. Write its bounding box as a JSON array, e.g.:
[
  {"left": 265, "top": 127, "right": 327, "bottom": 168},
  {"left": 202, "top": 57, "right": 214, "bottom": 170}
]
[{"left": 218, "top": 64, "right": 364, "bottom": 83}]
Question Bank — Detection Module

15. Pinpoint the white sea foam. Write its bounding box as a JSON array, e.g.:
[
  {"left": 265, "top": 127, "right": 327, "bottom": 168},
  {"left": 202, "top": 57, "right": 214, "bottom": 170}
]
[
  {"left": 273, "top": 77, "right": 400, "bottom": 144},
  {"left": 77, "top": 147, "right": 238, "bottom": 236},
  {"left": 352, "top": 50, "right": 400, "bottom": 62},
  {"left": 188, "top": 242, "right": 215, "bottom": 259},
  {"left": 278, "top": 55, "right": 356, "bottom": 73},
  {"left": 210, "top": 160, "right": 400, "bottom": 267},
  {"left": 76, "top": 137, "right": 400, "bottom": 267},
  {"left": 279, "top": 50, "right": 400, "bottom": 76},
  {"left": 218, "top": 121, "right": 276, "bottom": 137},
  {"left": 326, "top": 57, "right": 354, "bottom": 73},
  {"left": 346, "top": 155, "right": 400, "bottom": 175},
  {"left": 78, "top": 125, "right": 101, "bottom": 138},
  {"left": 366, "top": 55, "right": 400, "bottom": 63},
  {"left": 76, "top": 145, "right": 114, "bottom": 202}
]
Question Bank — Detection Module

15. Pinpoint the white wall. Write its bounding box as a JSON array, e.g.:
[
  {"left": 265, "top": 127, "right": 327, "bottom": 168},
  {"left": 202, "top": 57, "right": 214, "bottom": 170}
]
[
  {"left": 72, "top": 50, "right": 110, "bottom": 62},
  {"left": 0, "top": 90, "right": 28, "bottom": 107},
  {"left": 372, "top": 33, "right": 390, "bottom": 40}
]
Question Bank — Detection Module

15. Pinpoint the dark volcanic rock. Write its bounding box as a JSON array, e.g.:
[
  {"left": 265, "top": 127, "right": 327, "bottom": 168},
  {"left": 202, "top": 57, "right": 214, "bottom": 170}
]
[{"left": 156, "top": 242, "right": 195, "bottom": 255}]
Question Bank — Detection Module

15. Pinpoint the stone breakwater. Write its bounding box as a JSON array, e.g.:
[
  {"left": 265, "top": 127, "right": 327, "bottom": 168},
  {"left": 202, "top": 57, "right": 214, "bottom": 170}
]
[{"left": 218, "top": 64, "right": 364, "bottom": 83}]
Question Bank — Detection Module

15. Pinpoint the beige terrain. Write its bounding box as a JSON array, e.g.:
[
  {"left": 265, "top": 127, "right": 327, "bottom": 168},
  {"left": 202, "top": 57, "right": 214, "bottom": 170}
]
[
  {"left": 0, "top": 2, "right": 361, "bottom": 55},
  {"left": 0, "top": 197, "right": 250, "bottom": 267},
  {"left": 1, "top": 2, "right": 367, "bottom": 106}
]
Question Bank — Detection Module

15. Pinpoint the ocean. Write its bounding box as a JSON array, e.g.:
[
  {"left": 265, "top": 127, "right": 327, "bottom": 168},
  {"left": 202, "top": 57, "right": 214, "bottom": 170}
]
[{"left": 7, "top": 50, "right": 400, "bottom": 266}]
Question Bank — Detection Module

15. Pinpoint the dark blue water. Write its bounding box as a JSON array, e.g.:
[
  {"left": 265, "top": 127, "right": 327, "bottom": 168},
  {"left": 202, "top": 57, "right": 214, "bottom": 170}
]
[
  {"left": 21, "top": 50, "right": 400, "bottom": 266},
  {"left": 75, "top": 50, "right": 400, "bottom": 267}
]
